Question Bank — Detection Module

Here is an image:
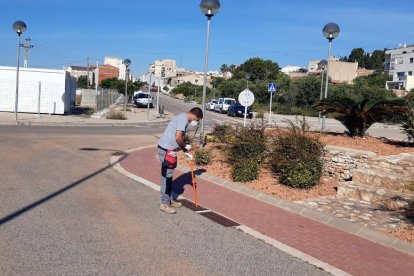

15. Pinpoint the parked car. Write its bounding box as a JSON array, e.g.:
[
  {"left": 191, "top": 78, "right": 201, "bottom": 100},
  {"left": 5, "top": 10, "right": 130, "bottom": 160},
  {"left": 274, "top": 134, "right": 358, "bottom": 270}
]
[
  {"left": 214, "top": 97, "right": 236, "bottom": 114},
  {"left": 206, "top": 99, "right": 218, "bottom": 111},
  {"left": 227, "top": 103, "right": 253, "bottom": 119},
  {"left": 133, "top": 92, "right": 153, "bottom": 108}
]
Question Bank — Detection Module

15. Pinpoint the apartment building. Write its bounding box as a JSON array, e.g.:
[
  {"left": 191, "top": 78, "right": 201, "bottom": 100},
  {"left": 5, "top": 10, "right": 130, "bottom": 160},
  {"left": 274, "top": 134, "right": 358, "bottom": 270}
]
[{"left": 384, "top": 44, "right": 414, "bottom": 91}]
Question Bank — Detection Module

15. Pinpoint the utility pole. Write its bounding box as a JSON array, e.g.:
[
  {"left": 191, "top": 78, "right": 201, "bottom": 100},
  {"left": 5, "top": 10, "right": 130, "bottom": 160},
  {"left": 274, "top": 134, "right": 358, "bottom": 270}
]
[
  {"left": 21, "top": 37, "right": 33, "bottom": 68},
  {"left": 87, "top": 57, "right": 90, "bottom": 90}
]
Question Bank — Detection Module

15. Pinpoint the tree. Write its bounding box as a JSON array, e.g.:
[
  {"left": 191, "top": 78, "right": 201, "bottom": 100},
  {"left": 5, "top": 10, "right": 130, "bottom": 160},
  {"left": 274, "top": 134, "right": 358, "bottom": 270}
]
[
  {"left": 369, "top": 50, "right": 386, "bottom": 71},
  {"left": 77, "top": 75, "right": 88, "bottom": 89},
  {"left": 353, "top": 73, "right": 392, "bottom": 89},
  {"left": 232, "top": 58, "right": 280, "bottom": 81},
  {"left": 314, "top": 86, "right": 407, "bottom": 136},
  {"left": 348, "top": 48, "right": 366, "bottom": 67}
]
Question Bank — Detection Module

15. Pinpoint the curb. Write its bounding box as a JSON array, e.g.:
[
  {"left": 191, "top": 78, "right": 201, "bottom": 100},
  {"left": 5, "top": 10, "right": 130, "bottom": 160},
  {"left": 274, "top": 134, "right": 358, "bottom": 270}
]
[
  {"left": 109, "top": 146, "right": 349, "bottom": 276},
  {"left": 174, "top": 162, "right": 414, "bottom": 257},
  {"left": 0, "top": 120, "right": 170, "bottom": 128}
]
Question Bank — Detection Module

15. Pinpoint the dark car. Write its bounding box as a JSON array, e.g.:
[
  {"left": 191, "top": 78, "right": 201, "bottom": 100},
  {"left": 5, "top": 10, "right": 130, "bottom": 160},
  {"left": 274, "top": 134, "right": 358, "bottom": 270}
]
[{"left": 227, "top": 103, "right": 253, "bottom": 119}]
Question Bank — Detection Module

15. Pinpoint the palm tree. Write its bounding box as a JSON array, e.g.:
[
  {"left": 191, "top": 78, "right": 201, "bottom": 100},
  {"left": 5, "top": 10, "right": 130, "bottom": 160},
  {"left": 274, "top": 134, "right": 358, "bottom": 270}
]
[{"left": 314, "top": 97, "right": 408, "bottom": 137}]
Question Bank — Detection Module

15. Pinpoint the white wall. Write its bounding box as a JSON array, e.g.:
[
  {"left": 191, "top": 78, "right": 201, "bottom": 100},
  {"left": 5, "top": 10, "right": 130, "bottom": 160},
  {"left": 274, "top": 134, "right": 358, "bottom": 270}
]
[{"left": 0, "top": 66, "right": 75, "bottom": 114}]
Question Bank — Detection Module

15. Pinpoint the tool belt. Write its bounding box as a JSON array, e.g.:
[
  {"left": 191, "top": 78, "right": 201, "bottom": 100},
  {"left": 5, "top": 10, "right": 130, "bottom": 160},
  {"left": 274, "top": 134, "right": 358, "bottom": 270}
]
[{"left": 158, "top": 145, "right": 178, "bottom": 169}]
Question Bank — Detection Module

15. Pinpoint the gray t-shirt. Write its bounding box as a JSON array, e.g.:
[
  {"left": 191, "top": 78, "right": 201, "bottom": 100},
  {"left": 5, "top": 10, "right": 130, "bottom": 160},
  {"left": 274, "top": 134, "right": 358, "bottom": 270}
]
[{"left": 158, "top": 113, "right": 188, "bottom": 150}]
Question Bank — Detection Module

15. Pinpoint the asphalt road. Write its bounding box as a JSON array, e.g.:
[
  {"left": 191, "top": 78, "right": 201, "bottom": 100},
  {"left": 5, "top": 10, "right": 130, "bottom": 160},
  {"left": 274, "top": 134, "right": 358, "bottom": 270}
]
[
  {"left": 0, "top": 126, "right": 328, "bottom": 275},
  {"left": 156, "top": 93, "right": 408, "bottom": 140}
]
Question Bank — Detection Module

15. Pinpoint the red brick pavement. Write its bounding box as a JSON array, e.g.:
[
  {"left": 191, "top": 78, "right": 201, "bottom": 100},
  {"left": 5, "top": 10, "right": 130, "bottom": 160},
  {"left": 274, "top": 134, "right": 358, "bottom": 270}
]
[{"left": 121, "top": 147, "right": 414, "bottom": 276}]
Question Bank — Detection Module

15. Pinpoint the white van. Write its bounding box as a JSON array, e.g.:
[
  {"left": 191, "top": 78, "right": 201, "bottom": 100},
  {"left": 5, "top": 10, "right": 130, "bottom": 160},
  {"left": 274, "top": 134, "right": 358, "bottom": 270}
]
[
  {"left": 214, "top": 97, "right": 236, "bottom": 113},
  {"left": 133, "top": 92, "right": 153, "bottom": 108}
]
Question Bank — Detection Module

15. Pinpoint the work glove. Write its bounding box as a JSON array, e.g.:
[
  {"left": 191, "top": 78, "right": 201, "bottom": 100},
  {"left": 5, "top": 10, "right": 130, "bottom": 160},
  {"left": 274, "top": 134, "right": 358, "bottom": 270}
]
[
  {"left": 184, "top": 144, "right": 192, "bottom": 152},
  {"left": 185, "top": 152, "right": 193, "bottom": 161}
]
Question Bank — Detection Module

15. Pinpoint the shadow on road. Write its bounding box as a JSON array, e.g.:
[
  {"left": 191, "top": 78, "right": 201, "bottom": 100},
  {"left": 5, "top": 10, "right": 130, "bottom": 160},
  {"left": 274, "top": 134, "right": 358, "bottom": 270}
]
[
  {"left": 172, "top": 169, "right": 206, "bottom": 198},
  {"left": 0, "top": 149, "right": 127, "bottom": 227}
]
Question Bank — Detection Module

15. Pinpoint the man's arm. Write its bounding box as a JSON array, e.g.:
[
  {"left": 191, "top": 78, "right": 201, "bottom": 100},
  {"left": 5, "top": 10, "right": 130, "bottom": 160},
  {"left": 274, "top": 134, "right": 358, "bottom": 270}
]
[{"left": 175, "top": 131, "right": 186, "bottom": 151}]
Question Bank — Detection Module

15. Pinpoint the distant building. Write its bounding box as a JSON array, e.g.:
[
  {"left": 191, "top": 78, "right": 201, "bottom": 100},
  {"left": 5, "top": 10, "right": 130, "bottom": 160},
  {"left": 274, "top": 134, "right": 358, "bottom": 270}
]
[
  {"left": 103, "top": 56, "right": 135, "bottom": 81},
  {"left": 170, "top": 72, "right": 212, "bottom": 88},
  {"left": 98, "top": 64, "right": 119, "bottom": 84},
  {"left": 282, "top": 65, "right": 304, "bottom": 75},
  {"left": 308, "top": 58, "right": 358, "bottom": 84},
  {"left": 357, "top": 68, "right": 375, "bottom": 78},
  {"left": 65, "top": 65, "right": 96, "bottom": 86},
  {"left": 384, "top": 44, "right": 414, "bottom": 91},
  {"left": 149, "top": 59, "right": 185, "bottom": 78}
]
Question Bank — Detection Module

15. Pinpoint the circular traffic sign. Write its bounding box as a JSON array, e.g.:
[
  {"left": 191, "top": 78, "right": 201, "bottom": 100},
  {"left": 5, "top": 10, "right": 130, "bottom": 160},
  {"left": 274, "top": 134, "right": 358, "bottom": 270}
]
[{"left": 238, "top": 89, "right": 254, "bottom": 107}]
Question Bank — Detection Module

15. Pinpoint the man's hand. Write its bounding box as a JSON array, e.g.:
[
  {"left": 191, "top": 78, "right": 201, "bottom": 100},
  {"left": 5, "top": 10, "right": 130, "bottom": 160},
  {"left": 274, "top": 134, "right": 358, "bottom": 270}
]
[
  {"left": 185, "top": 152, "right": 193, "bottom": 161},
  {"left": 185, "top": 144, "right": 192, "bottom": 152}
]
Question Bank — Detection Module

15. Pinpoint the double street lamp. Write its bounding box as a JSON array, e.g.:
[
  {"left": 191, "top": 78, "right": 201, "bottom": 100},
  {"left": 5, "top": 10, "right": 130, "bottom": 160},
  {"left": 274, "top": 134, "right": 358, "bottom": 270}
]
[
  {"left": 321, "top": 22, "right": 340, "bottom": 131},
  {"left": 123, "top": 59, "right": 131, "bottom": 112},
  {"left": 199, "top": 0, "right": 221, "bottom": 142},
  {"left": 12, "top": 21, "right": 27, "bottom": 121}
]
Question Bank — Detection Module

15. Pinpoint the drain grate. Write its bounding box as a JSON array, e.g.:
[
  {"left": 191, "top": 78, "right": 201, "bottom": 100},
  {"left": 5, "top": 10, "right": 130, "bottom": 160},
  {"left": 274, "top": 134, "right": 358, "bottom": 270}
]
[
  {"left": 199, "top": 211, "right": 240, "bottom": 227},
  {"left": 180, "top": 199, "right": 207, "bottom": 211}
]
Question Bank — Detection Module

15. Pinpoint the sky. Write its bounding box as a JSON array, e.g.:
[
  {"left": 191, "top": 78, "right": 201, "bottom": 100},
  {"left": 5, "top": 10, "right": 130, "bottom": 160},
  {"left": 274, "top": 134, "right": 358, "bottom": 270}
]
[{"left": 1, "top": 0, "right": 413, "bottom": 77}]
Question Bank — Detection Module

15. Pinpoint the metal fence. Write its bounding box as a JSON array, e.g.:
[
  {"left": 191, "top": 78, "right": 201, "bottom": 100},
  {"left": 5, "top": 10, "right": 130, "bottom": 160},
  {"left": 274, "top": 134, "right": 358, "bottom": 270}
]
[{"left": 71, "top": 88, "right": 123, "bottom": 115}]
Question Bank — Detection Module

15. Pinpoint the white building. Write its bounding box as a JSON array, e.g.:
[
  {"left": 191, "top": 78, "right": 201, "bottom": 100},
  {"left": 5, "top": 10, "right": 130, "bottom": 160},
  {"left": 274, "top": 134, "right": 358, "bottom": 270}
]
[
  {"left": 282, "top": 65, "right": 304, "bottom": 75},
  {"left": 104, "top": 56, "right": 135, "bottom": 81},
  {"left": 0, "top": 66, "right": 77, "bottom": 114},
  {"left": 385, "top": 44, "right": 414, "bottom": 91},
  {"left": 149, "top": 59, "right": 186, "bottom": 78}
]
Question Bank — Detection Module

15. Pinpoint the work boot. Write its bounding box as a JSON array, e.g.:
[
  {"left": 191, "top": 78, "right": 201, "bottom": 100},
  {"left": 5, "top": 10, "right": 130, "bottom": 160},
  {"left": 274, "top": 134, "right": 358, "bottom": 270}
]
[
  {"left": 160, "top": 204, "right": 176, "bottom": 214},
  {"left": 170, "top": 199, "right": 182, "bottom": 208}
]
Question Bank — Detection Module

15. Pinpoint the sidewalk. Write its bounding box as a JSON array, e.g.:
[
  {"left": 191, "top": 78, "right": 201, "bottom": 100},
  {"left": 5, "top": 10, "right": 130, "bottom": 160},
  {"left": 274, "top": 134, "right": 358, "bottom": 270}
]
[
  {"left": 117, "top": 146, "right": 414, "bottom": 276},
  {"left": 0, "top": 106, "right": 171, "bottom": 127}
]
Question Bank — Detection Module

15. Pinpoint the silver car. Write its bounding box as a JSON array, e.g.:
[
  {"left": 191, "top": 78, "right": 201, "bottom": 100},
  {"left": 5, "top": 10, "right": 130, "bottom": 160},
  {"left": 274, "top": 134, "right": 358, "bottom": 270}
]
[{"left": 206, "top": 99, "right": 217, "bottom": 111}]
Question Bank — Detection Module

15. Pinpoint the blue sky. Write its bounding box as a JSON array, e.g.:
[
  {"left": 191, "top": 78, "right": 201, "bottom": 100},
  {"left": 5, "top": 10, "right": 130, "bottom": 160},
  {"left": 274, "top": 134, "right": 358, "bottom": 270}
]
[{"left": 1, "top": 0, "right": 413, "bottom": 76}]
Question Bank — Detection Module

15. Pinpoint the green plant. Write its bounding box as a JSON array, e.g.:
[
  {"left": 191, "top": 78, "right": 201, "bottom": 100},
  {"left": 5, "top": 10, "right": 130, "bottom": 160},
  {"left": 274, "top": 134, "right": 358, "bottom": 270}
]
[
  {"left": 212, "top": 123, "right": 234, "bottom": 143},
  {"left": 255, "top": 110, "right": 264, "bottom": 119},
  {"left": 232, "top": 159, "right": 259, "bottom": 182},
  {"left": 229, "top": 124, "right": 266, "bottom": 162},
  {"left": 402, "top": 103, "right": 414, "bottom": 142},
  {"left": 194, "top": 149, "right": 212, "bottom": 166},
  {"left": 106, "top": 111, "right": 127, "bottom": 120},
  {"left": 314, "top": 97, "right": 408, "bottom": 137},
  {"left": 269, "top": 118, "right": 324, "bottom": 189}
]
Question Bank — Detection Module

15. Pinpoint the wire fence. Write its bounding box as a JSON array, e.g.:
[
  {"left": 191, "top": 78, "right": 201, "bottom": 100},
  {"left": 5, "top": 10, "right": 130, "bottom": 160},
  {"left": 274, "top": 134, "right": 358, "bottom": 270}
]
[{"left": 71, "top": 88, "right": 123, "bottom": 115}]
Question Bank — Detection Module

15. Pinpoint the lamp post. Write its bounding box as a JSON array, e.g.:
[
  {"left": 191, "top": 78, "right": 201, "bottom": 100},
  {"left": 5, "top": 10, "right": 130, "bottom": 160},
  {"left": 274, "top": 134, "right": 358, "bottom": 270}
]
[
  {"left": 123, "top": 59, "right": 131, "bottom": 112},
  {"left": 321, "top": 22, "right": 340, "bottom": 131},
  {"left": 12, "top": 21, "right": 27, "bottom": 121},
  {"left": 317, "top": 59, "right": 328, "bottom": 130},
  {"left": 199, "top": 0, "right": 221, "bottom": 143}
]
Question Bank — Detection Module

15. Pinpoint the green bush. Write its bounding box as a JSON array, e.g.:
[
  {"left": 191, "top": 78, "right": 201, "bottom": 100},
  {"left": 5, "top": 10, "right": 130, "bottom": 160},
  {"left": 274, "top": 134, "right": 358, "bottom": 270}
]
[
  {"left": 194, "top": 149, "right": 212, "bottom": 165},
  {"left": 232, "top": 159, "right": 259, "bottom": 182},
  {"left": 106, "top": 111, "right": 127, "bottom": 120},
  {"left": 229, "top": 124, "right": 266, "bottom": 162},
  {"left": 269, "top": 118, "right": 324, "bottom": 188},
  {"left": 402, "top": 103, "right": 414, "bottom": 142},
  {"left": 212, "top": 123, "right": 234, "bottom": 143}
]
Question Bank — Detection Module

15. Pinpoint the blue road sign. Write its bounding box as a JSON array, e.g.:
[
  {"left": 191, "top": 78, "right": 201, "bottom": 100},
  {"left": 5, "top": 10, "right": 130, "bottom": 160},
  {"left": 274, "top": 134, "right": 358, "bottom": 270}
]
[{"left": 268, "top": 83, "right": 277, "bottom": 92}]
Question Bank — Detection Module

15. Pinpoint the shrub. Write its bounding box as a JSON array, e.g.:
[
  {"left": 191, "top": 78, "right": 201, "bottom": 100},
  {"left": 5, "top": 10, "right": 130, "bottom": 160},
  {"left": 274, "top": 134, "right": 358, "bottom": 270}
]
[
  {"left": 106, "top": 111, "right": 127, "bottom": 120},
  {"left": 255, "top": 110, "right": 264, "bottom": 119},
  {"left": 402, "top": 103, "right": 414, "bottom": 142},
  {"left": 232, "top": 159, "right": 259, "bottom": 182},
  {"left": 269, "top": 118, "right": 324, "bottom": 189},
  {"left": 194, "top": 149, "right": 212, "bottom": 165},
  {"left": 212, "top": 123, "right": 234, "bottom": 143},
  {"left": 229, "top": 124, "right": 266, "bottom": 162}
]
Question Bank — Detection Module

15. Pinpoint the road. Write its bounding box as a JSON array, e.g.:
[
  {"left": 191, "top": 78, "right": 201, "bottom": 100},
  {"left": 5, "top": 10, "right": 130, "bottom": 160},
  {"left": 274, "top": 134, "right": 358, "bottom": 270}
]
[
  {"left": 156, "top": 92, "right": 407, "bottom": 140},
  {"left": 0, "top": 126, "right": 328, "bottom": 275}
]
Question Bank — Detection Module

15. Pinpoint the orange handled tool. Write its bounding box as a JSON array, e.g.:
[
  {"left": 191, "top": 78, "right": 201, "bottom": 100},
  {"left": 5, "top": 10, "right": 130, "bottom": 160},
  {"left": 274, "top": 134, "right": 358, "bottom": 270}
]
[{"left": 189, "top": 158, "right": 198, "bottom": 208}]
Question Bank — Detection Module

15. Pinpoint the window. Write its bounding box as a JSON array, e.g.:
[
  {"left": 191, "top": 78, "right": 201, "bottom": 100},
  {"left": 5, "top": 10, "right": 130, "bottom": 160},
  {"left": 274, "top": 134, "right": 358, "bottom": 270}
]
[
  {"left": 409, "top": 71, "right": 413, "bottom": 76},
  {"left": 397, "top": 72, "right": 405, "bottom": 77},
  {"left": 410, "top": 58, "right": 414, "bottom": 63}
]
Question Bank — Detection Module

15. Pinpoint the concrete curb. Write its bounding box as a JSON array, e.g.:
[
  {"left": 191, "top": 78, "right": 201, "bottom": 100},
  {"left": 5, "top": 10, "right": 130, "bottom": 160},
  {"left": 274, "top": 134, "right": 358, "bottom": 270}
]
[
  {"left": 0, "top": 120, "right": 170, "bottom": 128},
  {"left": 174, "top": 162, "right": 414, "bottom": 257}
]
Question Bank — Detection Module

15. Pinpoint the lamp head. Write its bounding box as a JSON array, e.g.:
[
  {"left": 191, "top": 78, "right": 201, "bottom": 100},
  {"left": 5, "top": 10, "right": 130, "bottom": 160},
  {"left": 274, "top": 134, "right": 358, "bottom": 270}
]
[
  {"left": 123, "top": 59, "right": 131, "bottom": 67},
  {"left": 200, "top": 0, "right": 221, "bottom": 17},
  {"left": 323, "top": 23, "right": 340, "bottom": 41},
  {"left": 12, "top": 21, "right": 27, "bottom": 35}
]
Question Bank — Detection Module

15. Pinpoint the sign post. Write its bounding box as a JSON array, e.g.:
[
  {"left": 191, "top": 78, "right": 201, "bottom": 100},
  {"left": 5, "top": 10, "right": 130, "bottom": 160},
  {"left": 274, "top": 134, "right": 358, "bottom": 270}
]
[
  {"left": 268, "top": 83, "right": 277, "bottom": 125},
  {"left": 238, "top": 89, "right": 255, "bottom": 127}
]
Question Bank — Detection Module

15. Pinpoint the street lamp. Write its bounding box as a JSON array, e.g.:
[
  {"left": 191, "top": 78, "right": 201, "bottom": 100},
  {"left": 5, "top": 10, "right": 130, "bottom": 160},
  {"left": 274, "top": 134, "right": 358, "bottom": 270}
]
[
  {"left": 321, "top": 22, "right": 340, "bottom": 131},
  {"left": 123, "top": 59, "right": 131, "bottom": 112},
  {"left": 12, "top": 21, "right": 27, "bottom": 121},
  {"left": 199, "top": 0, "right": 221, "bottom": 143},
  {"left": 317, "top": 59, "right": 328, "bottom": 129}
]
